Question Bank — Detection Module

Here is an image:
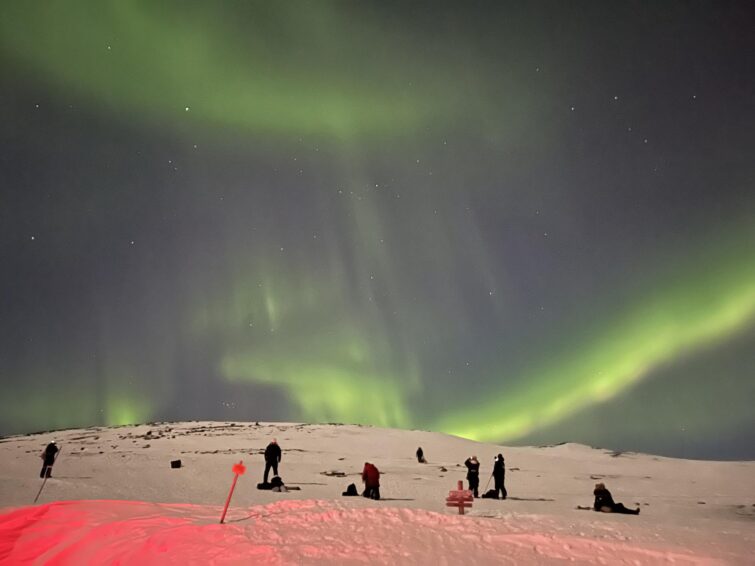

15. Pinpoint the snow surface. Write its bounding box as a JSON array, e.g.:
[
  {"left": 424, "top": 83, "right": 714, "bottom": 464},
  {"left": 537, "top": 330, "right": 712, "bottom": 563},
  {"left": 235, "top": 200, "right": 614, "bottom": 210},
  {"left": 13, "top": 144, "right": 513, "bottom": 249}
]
[{"left": 1, "top": 422, "right": 753, "bottom": 565}]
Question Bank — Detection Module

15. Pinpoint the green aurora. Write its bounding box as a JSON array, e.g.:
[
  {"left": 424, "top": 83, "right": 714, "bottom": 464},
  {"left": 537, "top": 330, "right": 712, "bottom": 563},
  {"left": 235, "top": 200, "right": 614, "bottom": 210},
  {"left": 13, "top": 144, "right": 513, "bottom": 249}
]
[{"left": 1, "top": 1, "right": 753, "bottom": 458}]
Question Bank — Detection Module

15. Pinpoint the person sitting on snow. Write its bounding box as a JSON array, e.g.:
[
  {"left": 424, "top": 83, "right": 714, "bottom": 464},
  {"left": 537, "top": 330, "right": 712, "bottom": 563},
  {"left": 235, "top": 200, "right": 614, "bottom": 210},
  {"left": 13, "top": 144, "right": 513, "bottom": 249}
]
[
  {"left": 593, "top": 483, "right": 640, "bottom": 515},
  {"left": 270, "top": 475, "right": 288, "bottom": 492},
  {"left": 361, "top": 462, "right": 381, "bottom": 500}
]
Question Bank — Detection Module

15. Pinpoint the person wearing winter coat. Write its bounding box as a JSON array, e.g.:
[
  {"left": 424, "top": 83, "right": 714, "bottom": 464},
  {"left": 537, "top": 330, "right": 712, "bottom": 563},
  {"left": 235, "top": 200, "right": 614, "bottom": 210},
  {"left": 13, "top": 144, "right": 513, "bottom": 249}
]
[
  {"left": 361, "top": 462, "right": 381, "bottom": 500},
  {"left": 263, "top": 439, "right": 282, "bottom": 483},
  {"left": 416, "top": 447, "right": 426, "bottom": 463},
  {"left": 464, "top": 456, "right": 480, "bottom": 497},
  {"left": 492, "top": 453, "right": 507, "bottom": 499},
  {"left": 593, "top": 483, "right": 640, "bottom": 515},
  {"left": 39, "top": 441, "right": 59, "bottom": 478}
]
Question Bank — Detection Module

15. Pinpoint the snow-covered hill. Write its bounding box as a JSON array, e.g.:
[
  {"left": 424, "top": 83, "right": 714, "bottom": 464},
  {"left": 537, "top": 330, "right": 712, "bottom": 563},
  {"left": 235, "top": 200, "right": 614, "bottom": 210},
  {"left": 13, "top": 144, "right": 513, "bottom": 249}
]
[{"left": 1, "top": 422, "right": 753, "bottom": 564}]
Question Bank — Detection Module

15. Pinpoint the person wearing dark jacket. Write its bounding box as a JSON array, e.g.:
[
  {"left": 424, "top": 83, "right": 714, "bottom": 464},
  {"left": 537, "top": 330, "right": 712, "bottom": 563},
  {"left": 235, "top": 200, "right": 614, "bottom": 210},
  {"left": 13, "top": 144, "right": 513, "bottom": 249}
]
[
  {"left": 416, "top": 447, "right": 426, "bottom": 463},
  {"left": 263, "top": 439, "right": 282, "bottom": 483},
  {"left": 39, "top": 441, "right": 59, "bottom": 478},
  {"left": 492, "top": 453, "right": 507, "bottom": 499},
  {"left": 464, "top": 456, "right": 480, "bottom": 497},
  {"left": 361, "top": 462, "right": 381, "bottom": 500},
  {"left": 593, "top": 483, "right": 640, "bottom": 515}
]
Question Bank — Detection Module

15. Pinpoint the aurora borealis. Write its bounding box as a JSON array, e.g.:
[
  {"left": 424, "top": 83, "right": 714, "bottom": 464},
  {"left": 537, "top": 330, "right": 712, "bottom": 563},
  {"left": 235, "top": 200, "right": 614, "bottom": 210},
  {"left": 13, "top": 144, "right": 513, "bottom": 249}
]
[{"left": 1, "top": 1, "right": 753, "bottom": 459}]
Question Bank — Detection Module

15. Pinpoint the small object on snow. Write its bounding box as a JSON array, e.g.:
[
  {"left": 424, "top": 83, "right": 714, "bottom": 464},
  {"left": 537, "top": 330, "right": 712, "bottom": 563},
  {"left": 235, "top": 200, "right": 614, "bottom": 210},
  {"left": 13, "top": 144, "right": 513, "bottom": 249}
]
[
  {"left": 321, "top": 470, "right": 346, "bottom": 477},
  {"left": 439, "top": 467, "right": 447, "bottom": 472},
  {"left": 170, "top": 460, "right": 182, "bottom": 469},
  {"left": 220, "top": 461, "right": 246, "bottom": 524},
  {"left": 342, "top": 483, "right": 359, "bottom": 496}
]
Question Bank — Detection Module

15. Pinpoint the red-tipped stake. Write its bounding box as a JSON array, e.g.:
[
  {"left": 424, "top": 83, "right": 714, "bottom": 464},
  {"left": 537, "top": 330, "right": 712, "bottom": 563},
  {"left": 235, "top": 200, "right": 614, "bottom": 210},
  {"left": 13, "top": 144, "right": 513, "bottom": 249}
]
[{"left": 220, "top": 461, "right": 247, "bottom": 524}]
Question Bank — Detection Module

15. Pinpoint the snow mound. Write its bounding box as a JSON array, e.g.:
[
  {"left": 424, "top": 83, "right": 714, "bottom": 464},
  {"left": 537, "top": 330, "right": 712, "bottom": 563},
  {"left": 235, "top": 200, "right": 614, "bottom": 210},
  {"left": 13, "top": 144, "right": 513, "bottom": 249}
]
[{"left": 0, "top": 499, "right": 720, "bottom": 565}]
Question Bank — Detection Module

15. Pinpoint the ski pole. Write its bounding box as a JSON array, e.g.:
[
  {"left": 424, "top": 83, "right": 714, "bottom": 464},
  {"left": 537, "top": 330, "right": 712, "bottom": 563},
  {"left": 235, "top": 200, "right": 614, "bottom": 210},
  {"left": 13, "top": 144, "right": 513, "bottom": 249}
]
[
  {"left": 33, "top": 476, "right": 48, "bottom": 504},
  {"left": 482, "top": 472, "right": 493, "bottom": 494}
]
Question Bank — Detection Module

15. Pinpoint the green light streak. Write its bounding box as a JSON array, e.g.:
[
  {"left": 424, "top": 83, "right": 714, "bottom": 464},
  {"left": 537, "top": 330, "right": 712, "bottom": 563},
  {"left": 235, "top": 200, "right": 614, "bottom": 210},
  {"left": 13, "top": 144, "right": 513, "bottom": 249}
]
[
  {"left": 0, "top": 373, "right": 152, "bottom": 433},
  {"left": 434, "top": 237, "right": 755, "bottom": 441},
  {"left": 0, "top": 2, "right": 481, "bottom": 138},
  {"left": 194, "top": 260, "right": 421, "bottom": 427}
]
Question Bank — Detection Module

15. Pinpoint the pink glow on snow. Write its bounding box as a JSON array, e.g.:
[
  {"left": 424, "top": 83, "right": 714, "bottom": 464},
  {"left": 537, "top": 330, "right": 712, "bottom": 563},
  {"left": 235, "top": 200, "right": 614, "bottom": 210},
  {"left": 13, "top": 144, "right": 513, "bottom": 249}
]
[{"left": 0, "top": 499, "right": 722, "bottom": 565}]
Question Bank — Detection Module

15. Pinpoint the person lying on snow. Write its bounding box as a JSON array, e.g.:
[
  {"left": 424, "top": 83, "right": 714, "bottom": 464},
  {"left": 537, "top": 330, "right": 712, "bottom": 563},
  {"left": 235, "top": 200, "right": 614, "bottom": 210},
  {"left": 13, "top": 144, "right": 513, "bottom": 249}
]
[{"left": 593, "top": 483, "right": 640, "bottom": 515}]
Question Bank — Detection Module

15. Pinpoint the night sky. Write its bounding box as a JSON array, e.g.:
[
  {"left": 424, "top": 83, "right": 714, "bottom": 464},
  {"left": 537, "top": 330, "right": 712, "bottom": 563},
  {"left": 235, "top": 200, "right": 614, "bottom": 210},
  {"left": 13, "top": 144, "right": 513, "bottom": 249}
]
[{"left": 1, "top": 1, "right": 753, "bottom": 459}]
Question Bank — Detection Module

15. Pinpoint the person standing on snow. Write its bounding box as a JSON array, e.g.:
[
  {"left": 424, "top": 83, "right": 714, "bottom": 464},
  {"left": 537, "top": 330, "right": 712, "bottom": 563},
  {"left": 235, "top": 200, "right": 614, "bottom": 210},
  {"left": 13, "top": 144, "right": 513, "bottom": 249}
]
[
  {"left": 263, "top": 438, "right": 282, "bottom": 484},
  {"left": 464, "top": 456, "right": 480, "bottom": 497},
  {"left": 492, "top": 453, "right": 507, "bottom": 499},
  {"left": 39, "top": 441, "right": 59, "bottom": 478}
]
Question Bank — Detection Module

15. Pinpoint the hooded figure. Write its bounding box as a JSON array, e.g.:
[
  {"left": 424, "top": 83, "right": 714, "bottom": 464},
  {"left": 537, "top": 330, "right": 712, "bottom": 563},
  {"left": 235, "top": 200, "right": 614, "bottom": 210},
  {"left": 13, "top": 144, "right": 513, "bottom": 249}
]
[
  {"left": 416, "top": 447, "right": 426, "bottom": 463},
  {"left": 263, "top": 439, "right": 282, "bottom": 483},
  {"left": 492, "top": 453, "right": 507, "bottom": 499},
  {"left": 464, "top": 456, "right": 480, "bottom": 497},
  {"left": 593, "top": 483, "right": 640, "bottom": 515},
  {"left": 39, "top": 441, "right": 59, "bottom": 478},
  {"left": 361, "top": 462, "right": 381, "bottom": 500}
]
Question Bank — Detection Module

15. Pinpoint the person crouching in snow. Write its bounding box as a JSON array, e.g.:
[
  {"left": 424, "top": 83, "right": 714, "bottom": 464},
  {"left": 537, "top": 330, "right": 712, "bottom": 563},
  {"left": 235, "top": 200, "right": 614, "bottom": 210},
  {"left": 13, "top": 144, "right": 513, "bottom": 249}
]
[
  {"left": 593, "top": 483, "right": 640, "bottom": 515},
  {"left": 464, "top": 456, "right": 480, "bottom": 497},
  {"left": 361, "top": 462, "right": 381, "bottom": 500}
]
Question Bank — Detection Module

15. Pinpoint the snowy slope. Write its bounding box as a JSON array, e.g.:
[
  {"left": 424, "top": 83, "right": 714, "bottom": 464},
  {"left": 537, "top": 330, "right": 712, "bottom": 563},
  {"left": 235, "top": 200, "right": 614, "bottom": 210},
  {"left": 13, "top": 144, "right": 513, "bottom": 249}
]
[{"left": 1, "top": 422, "right": 753, "bottom": 564}]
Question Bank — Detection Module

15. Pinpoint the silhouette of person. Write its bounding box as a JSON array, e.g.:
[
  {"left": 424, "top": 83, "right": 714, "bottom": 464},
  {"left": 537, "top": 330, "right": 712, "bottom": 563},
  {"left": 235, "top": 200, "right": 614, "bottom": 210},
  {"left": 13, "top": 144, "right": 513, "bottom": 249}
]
[
  {"left": 416, "top": 447, "right": 426, "bottom": 463},
  {"left": 39, "top": 441, "right": 59, "bottom": 478},
  {"left": 464, "top": 456, "right": 480, "bottom": 497},
  {"left": 493, "top": 453, "right": 507, "bottom": 499},
  {"left": 263, "top": 438, "right": 281, "bottom": 483},
  {"left": 593, "top": 483, "right": 640, "bottom": 515}
]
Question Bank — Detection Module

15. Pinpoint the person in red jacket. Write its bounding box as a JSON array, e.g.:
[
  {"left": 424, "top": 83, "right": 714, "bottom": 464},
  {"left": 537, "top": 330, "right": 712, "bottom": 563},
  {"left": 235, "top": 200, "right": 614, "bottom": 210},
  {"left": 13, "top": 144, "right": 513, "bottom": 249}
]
[{"left": 361, "top": 462, "right": 380, "bottom": 500}]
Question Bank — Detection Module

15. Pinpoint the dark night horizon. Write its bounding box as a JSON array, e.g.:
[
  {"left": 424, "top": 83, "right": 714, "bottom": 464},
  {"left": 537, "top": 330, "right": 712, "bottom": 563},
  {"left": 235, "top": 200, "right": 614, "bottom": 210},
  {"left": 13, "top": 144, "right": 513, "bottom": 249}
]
[{"left": 1, "top": 1, "right": 753, "bottom": 460}]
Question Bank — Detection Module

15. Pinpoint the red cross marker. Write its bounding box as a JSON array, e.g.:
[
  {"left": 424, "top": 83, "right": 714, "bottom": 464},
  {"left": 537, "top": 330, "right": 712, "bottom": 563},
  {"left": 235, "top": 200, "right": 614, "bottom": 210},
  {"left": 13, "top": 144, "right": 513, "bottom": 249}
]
[
  {"left": 446, "top": 480, "right": 473, "bottom": 515},
  {"left": 220, "top": 460, "right": 246, "bottom": 524}
]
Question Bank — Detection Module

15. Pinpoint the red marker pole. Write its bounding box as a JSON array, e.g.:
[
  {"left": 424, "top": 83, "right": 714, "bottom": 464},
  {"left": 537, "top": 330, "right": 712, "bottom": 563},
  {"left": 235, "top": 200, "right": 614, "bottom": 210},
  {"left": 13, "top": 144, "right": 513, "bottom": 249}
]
[{"left": 220, "top": 461, "right": 246, "bottom": 524}]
